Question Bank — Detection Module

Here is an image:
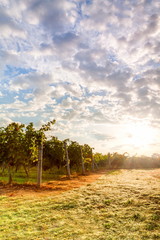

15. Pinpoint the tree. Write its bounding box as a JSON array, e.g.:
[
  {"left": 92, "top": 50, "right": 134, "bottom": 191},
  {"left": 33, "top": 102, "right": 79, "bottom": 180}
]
[
  {"left": 82, "top": 144, "right": 93, "bottom": 171},
  {"left": 93, "top": 152, "right": 108, "bottom": 167},
  {"left": 0, "top": 120, "right": 55, "bottom": 186},
  {"left": 3, "top": 122, "right": 25, "bottom": 184},
  {"left": 0, "top": 127, "right": 8, "bottom": 175},
  {"left": 36, "top": 120, "right": 56, "bottom": 187},
  {"left": 18, "top": 122, "right": 38, "bottom": 177},
  {"left": 43, "top": 136, "right": 65, "bottom": 170},
  {"left": 109, "top": 152, "right": 128, "bottom": 168},
  {"left": 68, "top": 141, "right": 85, "bottom": 175}
]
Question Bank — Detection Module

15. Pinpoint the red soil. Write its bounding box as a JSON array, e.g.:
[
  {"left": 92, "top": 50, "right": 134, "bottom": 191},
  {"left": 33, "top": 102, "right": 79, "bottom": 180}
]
[
  {"left": 0, "top": 170, "right": 106, "bottom": 198},
  {"left": 0, "top": 169, "right": 159, "bottom": 198}
]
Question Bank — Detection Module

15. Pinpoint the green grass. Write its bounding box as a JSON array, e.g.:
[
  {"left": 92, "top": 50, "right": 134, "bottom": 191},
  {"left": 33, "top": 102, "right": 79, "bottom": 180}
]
[
  {"left": 0, "top": 169, "right": 160, "bottom": 240},
  {"left": 0, "top": 167, "right": 68, "bottom": 184}
]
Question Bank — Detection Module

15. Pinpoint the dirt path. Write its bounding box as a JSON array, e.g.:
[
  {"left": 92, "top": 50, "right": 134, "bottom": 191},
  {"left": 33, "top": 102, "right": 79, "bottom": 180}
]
[
  {"left": 0, "top": 168, "right": 159, "bottom": 198},
  {"left": 0, "top": 170, "right": 106, "bottom": 198},
  {"left": 0, "top": 169, "right": 159, "bottom": 240}
]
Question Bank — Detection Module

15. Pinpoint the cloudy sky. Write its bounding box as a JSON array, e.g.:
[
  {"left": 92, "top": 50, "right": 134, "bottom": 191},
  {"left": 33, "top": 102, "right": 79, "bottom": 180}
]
[{"left": 0, "top": 0, "right": 160, "bottom": 156}]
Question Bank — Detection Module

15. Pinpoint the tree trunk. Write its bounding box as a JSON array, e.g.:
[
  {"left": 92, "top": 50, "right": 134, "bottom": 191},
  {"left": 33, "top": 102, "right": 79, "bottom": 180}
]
[
  {"left": 37, "top": 142, "right": 43, "bottom": 187},
  {"left": 94, "top": 161, "right": 98, "bottom": 170},
  {"left": 8, "top": 166, "right": 12, "bottom": 185},
  {"left": 64, "top": 142, "right": 71, "bottom": 179},
  {"left": 23, "top": 164, "right": 29, "bottom": 178},
  {"left": 15, "top": 164, "right": 19, "bottom": 173},
  {"left": 80, "top": 147, "right": 85, "bottom": 175}
]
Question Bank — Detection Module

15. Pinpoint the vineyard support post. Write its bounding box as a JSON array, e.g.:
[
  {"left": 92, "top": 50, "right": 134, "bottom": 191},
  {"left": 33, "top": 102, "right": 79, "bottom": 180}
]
[
  {"left": 37, "top": 141, "right": 43, "bottom": 187},
  {"left": 64, "top": 141, "right": 71, "bottom": 179},
  {"left": 80, "top": 146, "right": 85, "bottom": 175},
  {"left": 91, "top": 148, "right": 95, "bottom": 172}
]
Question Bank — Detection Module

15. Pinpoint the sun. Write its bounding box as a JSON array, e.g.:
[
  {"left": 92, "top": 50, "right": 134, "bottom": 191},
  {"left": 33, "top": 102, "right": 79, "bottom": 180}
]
[{"left": 126, "top": 122, "right": 155, "bottom": 148}]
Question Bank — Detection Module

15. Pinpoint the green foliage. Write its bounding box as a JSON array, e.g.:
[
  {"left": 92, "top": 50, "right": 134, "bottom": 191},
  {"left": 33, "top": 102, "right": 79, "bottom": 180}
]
[
  {"left": 68, "top": 141, "right": 81, "bottom": 169},
  {"left": 0, "top": 127, "right": 7, "bottom": 164},
  {"left": 40, "top": 120, "right": 56, "bottom": 132},
  {"left": 4, "top": 122, "right": 25, "bottom": 165},
  {"left": 83, "top": 144, "right": 92, "bottom": 159},
  {"left": 36, "top": 119, "right": 56, "bottom": 145},
  {"left": 0, "top": 120, "right": 56, "bottom": 184},
  {"left": 84, "top": 157, "right": 92, "bottom": 170},
  {"left": 0, "top": 118, "right": 159, "bottom": 185},
  {"left": 94, "top": 152, "right": 108, "bottom": 167},
  {"left": 21, "top": 122, "right": 38, "bottom": 174},
  {"left": 43, "top": 137, "right": 65, "bottom": 170}
]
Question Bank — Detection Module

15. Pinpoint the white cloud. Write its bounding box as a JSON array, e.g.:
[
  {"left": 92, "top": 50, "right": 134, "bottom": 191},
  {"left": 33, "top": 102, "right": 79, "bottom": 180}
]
[
  {"left": 9, "top": 72, "right": 54, "bottom": 91},
  {"left": 0, "top": 0, "right": 160, "bottom": 155},
  {"left": 0, "top": 6, "right": 26, "bottom": 38}
]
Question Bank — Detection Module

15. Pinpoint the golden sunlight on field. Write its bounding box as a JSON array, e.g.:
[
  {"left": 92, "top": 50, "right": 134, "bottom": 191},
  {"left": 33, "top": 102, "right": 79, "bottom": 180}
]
[{"left": 0, "top": 169, "right": 159, "bottom": 239}]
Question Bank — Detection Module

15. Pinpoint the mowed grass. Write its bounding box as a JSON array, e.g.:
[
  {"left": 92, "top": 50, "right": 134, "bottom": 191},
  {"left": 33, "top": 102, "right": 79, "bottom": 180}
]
[{"left": 0, "top": 169, "right": 160, "bottom": 240}]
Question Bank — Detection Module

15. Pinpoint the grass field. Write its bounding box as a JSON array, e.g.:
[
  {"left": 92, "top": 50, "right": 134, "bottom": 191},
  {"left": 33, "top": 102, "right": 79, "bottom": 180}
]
[
  {"left": 0, "top": 167, "right": 69, "bottom": 184},
  {"left": 0, "top": 169, "right": 160, "bottom": 240}
]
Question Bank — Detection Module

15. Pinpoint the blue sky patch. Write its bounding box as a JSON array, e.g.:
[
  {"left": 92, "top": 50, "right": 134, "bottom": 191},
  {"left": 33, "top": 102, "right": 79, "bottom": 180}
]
[
  {"left": 4, "top": 65, "right": 35, "bottom": 77},
  {"left": 0, "top": 0, "right": 159, "bottom": 156}
]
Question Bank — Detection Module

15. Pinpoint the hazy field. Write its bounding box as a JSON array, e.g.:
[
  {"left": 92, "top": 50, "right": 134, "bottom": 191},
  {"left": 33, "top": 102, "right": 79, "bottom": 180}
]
[{"left": 0, "top": 169, "right": 159, "bottom": 240}]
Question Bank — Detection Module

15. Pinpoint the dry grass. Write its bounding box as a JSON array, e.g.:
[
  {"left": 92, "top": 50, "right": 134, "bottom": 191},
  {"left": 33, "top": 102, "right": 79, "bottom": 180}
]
[{"left": 0, "top": 169, "right": 159, "bottom": 240}]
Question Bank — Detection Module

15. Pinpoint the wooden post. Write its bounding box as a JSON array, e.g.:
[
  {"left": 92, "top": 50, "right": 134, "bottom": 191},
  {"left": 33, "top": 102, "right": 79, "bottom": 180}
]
[
  {"left": 64, "top": 142, "right": 71, "bottom": 179},
  {"left": 37, "top": 142, "right": 43, "bottom": 187},
  {"left": 108, "top": 153, "right": 111, "bottom": 169},
  {"left": 80, "top": 146, "right": 85, "bottom": 175},
  {"left": 91, "top": 148, "right": 95, "bottom": 172}
]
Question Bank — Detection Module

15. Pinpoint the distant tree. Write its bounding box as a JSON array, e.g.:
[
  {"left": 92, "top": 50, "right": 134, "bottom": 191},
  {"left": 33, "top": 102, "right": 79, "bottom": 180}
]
[
  {"left": 43, "top": 136, "right": 65, "bottom": 170},
  {"left": 3, "top": 122, "right": 25, "bottom": 184},
  {"left": 36, "top": 120, "right": 56, "bottom": 187},
  {"left": 93, "top": 152, "right": 108, "bottom": 167},
  {"left": 21, "top": 122, "right": 38, "bottom": 177},
  {"left": 0, "top": 127, "right": 8, "bottom": 174},
  {"left": 151, "top": 154, "right": 160, "bottom": 168},
  {"left": 110, "top": 152, "right": 128, "bottom": 168},
  {"left": 82, "top": 144, "right": 95, "bottom": 171},
  {"left": 68, "top": 141, "right": 85, "bottom": 175}
]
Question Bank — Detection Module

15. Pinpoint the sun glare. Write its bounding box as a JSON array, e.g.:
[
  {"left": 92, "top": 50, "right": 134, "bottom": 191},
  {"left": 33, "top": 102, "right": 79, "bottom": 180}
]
[{"left": 127, "top": 123, "right": 155, "bottom": 147}]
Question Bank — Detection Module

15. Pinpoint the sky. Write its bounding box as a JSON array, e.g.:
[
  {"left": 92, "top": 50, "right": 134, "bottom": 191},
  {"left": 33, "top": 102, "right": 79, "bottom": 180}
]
[{"left": 0, "top": 0, "right": 160, "bottom": 156}]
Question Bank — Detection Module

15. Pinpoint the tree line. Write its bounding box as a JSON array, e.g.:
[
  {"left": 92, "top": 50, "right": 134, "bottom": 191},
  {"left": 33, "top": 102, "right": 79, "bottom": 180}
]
[
  {"left": 0, "top": 120, "right": 160, "bottom": 186},
  {"left": 0, "top": 120, "right": 99, "bottom": 186}
]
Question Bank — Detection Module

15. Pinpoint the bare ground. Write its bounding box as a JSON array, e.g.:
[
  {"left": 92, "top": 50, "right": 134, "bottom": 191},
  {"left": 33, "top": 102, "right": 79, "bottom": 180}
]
[
  {"left": 0, "top": 168, "right": 160, "bottom": 239},
  {"left": 0, "top": 170, "right": 106, "bottom": 198},
  {"left": 0, "top": 168, "right": 159, "bottom": 198}
]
